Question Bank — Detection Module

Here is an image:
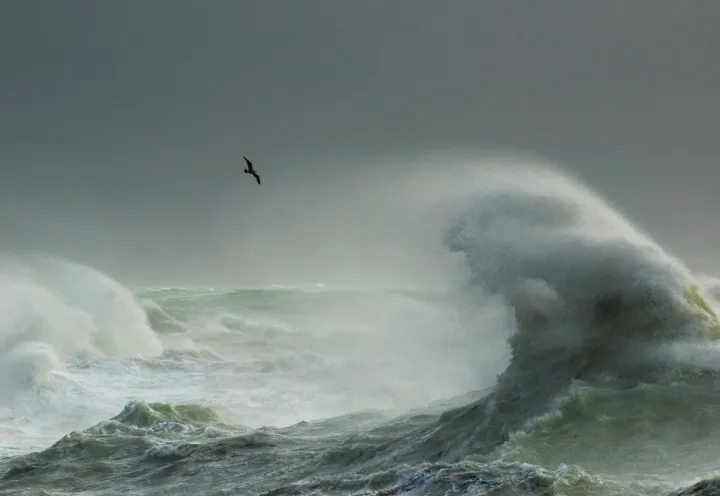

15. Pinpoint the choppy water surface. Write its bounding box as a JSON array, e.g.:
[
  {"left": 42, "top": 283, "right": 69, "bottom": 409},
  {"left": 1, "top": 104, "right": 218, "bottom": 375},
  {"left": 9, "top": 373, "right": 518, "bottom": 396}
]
[{"left": 3, "top": 168, "right": 720, "bottom": 495}]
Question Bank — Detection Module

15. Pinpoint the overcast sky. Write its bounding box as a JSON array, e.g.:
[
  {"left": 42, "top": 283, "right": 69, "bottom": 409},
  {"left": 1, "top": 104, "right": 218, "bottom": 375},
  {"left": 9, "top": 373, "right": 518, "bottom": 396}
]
[{"left": 1, "top": 0, "right": 719, "bottom": 286}]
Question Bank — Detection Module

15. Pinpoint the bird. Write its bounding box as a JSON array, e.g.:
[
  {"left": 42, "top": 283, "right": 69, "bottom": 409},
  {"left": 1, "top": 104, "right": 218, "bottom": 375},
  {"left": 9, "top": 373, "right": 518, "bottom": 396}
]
[{"left": 243, "top": 156, "right": 261, "bottom": 185}]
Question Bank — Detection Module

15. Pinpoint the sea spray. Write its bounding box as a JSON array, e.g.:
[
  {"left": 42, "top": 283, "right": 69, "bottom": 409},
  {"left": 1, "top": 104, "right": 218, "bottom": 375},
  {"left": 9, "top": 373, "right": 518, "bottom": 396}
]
[
  {"left": 2, "top": 162, "right": 720, "bottom": 495},
  {"left": 0, "top": 255, "right": 162, "bottom": 393}
]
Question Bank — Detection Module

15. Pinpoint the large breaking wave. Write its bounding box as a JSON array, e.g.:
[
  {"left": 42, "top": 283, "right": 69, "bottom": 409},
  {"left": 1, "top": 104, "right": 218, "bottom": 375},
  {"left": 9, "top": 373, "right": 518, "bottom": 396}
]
[{"left": 372, "top": 164, "right": 720, "bottom": 483}]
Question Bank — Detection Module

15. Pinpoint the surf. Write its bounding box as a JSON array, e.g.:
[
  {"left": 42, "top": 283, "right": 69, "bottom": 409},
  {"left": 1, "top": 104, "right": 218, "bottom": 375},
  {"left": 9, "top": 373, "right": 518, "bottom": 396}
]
[
  {"left": 0, "top": 254, "right": 162, "bottom": 393},
  {"left": 2, "top": 157, "right": 720, "bottom": 495}
]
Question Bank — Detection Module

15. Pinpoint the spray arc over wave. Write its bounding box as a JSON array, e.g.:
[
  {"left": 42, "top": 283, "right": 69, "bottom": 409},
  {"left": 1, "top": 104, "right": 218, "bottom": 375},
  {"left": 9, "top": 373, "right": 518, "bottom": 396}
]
[{"left": 0, "top": 255, "right": 163, "bottom": 393}]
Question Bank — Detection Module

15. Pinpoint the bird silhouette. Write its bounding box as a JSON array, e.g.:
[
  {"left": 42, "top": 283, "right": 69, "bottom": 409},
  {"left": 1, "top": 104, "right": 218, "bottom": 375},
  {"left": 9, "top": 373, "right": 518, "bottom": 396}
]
[{"left": 243, "top": 156, "right": 260, "bottom": 185}]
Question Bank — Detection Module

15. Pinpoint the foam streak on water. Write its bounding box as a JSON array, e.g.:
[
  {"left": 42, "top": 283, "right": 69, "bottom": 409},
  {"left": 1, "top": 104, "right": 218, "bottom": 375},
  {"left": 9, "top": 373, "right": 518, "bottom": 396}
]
[{"left": 2, "top": 162, "right": 720, "bottom": 495}]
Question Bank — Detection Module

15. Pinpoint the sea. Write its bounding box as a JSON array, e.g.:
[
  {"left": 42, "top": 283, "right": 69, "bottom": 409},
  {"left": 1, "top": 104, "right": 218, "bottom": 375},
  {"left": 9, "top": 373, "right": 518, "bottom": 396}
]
[{"left": 1, "top": 165, "right": 720, "bottom": 495}]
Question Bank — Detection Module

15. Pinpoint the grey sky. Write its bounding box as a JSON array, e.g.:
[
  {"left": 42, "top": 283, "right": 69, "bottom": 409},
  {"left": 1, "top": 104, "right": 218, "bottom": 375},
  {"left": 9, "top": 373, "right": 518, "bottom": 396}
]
[{"left": 1, "top": 1, "right": 719, "bottom": 286}]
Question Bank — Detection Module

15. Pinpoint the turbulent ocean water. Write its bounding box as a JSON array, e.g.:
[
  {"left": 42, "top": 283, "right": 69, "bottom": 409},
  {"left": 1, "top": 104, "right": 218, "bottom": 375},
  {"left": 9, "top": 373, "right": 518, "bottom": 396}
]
[{"left": 3, "top": 166, "right": 720, "bottom": 495}]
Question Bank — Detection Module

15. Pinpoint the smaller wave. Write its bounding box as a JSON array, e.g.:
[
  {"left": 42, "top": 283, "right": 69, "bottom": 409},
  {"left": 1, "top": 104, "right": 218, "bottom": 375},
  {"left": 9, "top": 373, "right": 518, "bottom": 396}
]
[
  {"left": 141, "top": 300, "right": 188, "bottom": 333},
  {"left": 112, "top": 400, "right": 222, "bottom": 428},
  {"left": 0, "top": 255, "right": 162, "bottom": 393}
]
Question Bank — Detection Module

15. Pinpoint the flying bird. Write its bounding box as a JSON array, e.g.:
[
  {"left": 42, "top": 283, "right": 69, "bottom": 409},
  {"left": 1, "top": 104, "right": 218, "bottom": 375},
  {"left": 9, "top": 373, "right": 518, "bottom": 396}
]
[{"left": 243, "top": 156, "right": 261, "bottom": 185}]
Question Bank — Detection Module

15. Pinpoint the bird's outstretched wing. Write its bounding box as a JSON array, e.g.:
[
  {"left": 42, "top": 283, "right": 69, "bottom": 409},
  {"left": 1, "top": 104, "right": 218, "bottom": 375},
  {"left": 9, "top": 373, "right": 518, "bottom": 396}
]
[
  {"left": 243, "top": 156, "right": 254, "bottom": 172},
  {"left": 253, "top": 172, "right": 261, "bottom": 185}
]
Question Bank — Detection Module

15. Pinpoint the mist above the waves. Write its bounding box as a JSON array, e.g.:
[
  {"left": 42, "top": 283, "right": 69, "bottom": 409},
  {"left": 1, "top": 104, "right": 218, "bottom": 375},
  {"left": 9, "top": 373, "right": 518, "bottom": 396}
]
[
  {"left": 4, "top": 146, "right": 719, "bottom": 293},
  {"left": 203, "top": 152, "right": 477, "bottom": 289}
]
